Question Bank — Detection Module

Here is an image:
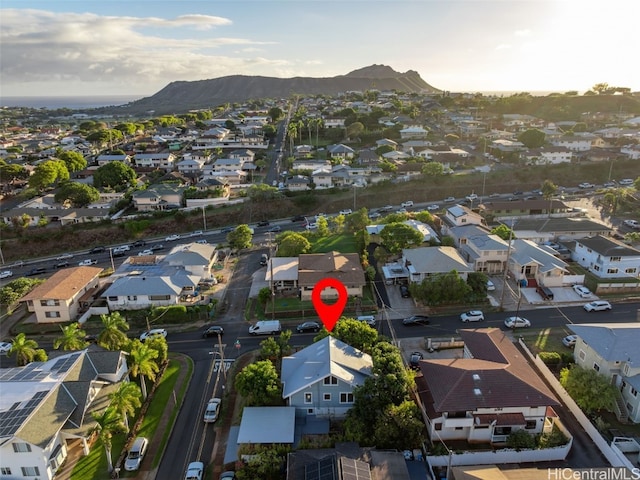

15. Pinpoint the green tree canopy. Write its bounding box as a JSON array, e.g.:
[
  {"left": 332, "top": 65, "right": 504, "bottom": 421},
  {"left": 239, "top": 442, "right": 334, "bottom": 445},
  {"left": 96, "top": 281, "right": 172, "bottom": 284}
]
[
  {"left": 276, "top": 232, "right": 311, "bottom": 256},
  {"left": 560, "top": 365, "right": 618, "bottom": 414},
  {"left": 57, "top": 150, "right": 87, "bottom": 172},
  {"left": 227, "top": 224, "right": 253, "bottom": 250},
  {"left": 0, "top": 278, "right": 43, "bottom": 307},
  {"left": 29, "top": 159, "right": 69, "bottom": 191},
  {"left": 54, "top": 181, "right": 100, "bottom": 207},
  {"left": 344, "top": 207, "right": 370, "bottom": 233},
  {"left": 379, "top": 222, "right": 423, "bottom": 254},
  {"left": 518, "top": 128, "right": 546, "bottom": 148},
  {"left": 8, "top": 332, "right": 43, "bottom": 366},
  {"left": 235, "top": 360, "right": 282, "bottom": 406},
  {"left": 247, "top": 184, "right": 280, "bottom": 202},
  {"left": 268, "top": 107, "right": 284, "bottom": 122},
  {"left": 53, "top": 322, "right": 88, "bottom": 351},
  {"left": 97, "top": 312, "right": 130, "bottom": 350},
  {"left": 490, "top": 224, "right": 515, "bottom": 241},
  {"left": 422, "top": 161, "right": 444, "bottom": 176},
  {"left": 315, "top": 318, "right": 379, "bottom": 355},
  {"left": 410, "top": 270, "right": 473, "bottom": 306},
  {"left": 541, "top": 179, "right": 558, "bottom": 199},
  {"left": 0, "top": 162, "right": 29, "bottom": 182},
  {"left": 93, "top": 161, "right": 136, "bottom": 190}
]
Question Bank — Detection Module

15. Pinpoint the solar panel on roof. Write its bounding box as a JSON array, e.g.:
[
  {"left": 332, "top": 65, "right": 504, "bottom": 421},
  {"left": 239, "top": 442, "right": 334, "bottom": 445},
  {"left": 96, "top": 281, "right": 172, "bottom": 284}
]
[
  {"left": 305, "top": 456, "right": 337, "bottom": 480},
  {"left": 339, "top": 458, "right": 371, "bottom": 480}
]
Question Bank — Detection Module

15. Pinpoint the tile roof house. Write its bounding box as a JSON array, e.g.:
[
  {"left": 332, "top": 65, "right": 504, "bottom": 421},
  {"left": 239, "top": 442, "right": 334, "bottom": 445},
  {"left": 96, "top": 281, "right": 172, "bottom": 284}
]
[
  {"left": 132, "top": 184, "right": 186, "bottom": 211},
  {"left": 20, "top": 266, "right": 102, "bottom": 323},
  {"left": 281, "top": 336, "right": 373, "bottom": 418},
  {"left": 297, "top": 252, "right": 366, "bottom": 301},
  {"left": 416, "top": 328, "right": 560, "bottom": 443},
  {"left": 567, "top": 323, "right": 640, "bottom": 423},
  {"left": 573, "top": 235, "right": 640, "bottom": 279},
  {"left": 0, "top": 349, "right": 128, "bottom": 480},
  {"left": 402, "top": 246, "right": 473, "bottom": 283}
]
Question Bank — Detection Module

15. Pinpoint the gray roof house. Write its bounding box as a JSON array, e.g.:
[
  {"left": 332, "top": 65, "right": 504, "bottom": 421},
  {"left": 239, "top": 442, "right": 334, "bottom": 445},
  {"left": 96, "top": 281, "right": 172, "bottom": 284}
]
[
  {"left": 573, "top": 235, "right": 640, "bottom": 279},
  {"left": 281, "top": 336, "right": 373, "bottom": 419},
  {"left": 508, "top": 217, "right": 612, "bottom": 244},
  {"left": 459, "top": 234, "right": 510, "bottom": 274},
  {"left": 447, "top": 224, "right": 492, "bottom": 247},
  {"left": 509, "top": 239, "right": 569, "bottom": 288},
  {"left": 401, "top": 246, "right": 473, "bottom": 283},
  {"left": 0, "top": 349, "right": 128, "bottom": 480},
  {"left": 568, "top": 323, "right": 640, "bottom": 423}
]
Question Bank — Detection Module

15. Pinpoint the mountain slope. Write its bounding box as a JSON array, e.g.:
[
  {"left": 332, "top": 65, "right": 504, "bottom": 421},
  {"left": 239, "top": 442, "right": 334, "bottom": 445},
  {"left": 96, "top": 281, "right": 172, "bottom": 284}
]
[{"left": 101, "top": 65, "right": 440, "bottom": 114}]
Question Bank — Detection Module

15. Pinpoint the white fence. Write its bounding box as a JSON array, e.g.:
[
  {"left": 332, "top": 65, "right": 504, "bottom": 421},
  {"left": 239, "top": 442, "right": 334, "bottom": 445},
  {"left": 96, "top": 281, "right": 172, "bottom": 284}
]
[
  {"left": 427, "top": 442, "right": 572, "bottom": 467},
  {"left": 595, "top": 283, "right": 640, "bottom": 295},
  {"left": 518, "top": 339, "right": 638, "bottom": 471},
  {"left": 562, "top": 274, "right": 585, "bottom": 286},
  {"left": 77, "top": 306, "right": 109, "bottom": 324}
]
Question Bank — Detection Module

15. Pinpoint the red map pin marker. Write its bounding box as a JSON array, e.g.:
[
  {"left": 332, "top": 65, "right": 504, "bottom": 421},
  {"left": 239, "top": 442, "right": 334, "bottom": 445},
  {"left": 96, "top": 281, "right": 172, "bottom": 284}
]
[{"left": 312, "top": 277, "right": 348, "bottom": 332}]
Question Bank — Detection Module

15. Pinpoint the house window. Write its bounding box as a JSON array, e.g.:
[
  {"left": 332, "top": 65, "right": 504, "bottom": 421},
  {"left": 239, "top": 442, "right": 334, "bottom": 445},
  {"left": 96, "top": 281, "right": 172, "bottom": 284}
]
[
  {"left": 625, "top": 268, "right": 637, "bottom": 274},
  {"left": 127, "top": 295, "right": 137, "bottom": 301},
  {"left": 579, "top": 350, "right": 586, "bottom": 361},
  {"left": 626, "top": 403, "right": 633, "bottom": 415},
  {"left": 40, "top": 299, "right": 60, "bottom": 306},
  {"left": 108, "top": 296, "right": 118, "bottom": 301},
  {"left": 304, "top": 393, "right": 312, "bottom": 404},
  {"left": 1, "top": 467, "right": 11, "bottom": 475},
  {"left": 434, "top": 423, "right": 442, "bottom": 431},
  {"left": 525, "top": 420, "right": 537, "bottom": 429},
  {"left": 593, "top": 363, "right": 600, "bottom": 372},
  {"left": 339, "top": 393, "right": 354, "bottom": 404},
  {"left": 45, "top": 311, "right": 61, "bottom": 318},
  {"left": 323, "top": 376, "right": 338, "bottom": 386},
  {"left": 610, "top": 256, "right": 621, "bottom": 262},
  {"left": 13, "top": 443, "right": 31, "bottom": 453},
  {"left": 20, "top": 467, "right": 39, "bottom": 476},
  {"left": 149, "top": 295, "right": 171, "bottom": 301},
  {"left": 323, "top": 393, "right": 331, "bottom": 401},
  {"left": 593, "top": 265, "right": 600, "bottom": 271},
  {"left": 494, "top": 426, "right": 512, "bottom": 435},
  {"left": 631, "top": 387, "right": 638, "bottom": 397}
]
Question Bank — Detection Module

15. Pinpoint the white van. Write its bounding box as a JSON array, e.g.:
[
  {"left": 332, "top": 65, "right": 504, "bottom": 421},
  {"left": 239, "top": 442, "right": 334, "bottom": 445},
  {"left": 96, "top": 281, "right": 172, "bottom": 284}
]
[
  {"left": 248, "top": 320, "right": 282, "bottom": 335},
  {"left": 356, "top": 315, "right": 376, "bottom": 327}
]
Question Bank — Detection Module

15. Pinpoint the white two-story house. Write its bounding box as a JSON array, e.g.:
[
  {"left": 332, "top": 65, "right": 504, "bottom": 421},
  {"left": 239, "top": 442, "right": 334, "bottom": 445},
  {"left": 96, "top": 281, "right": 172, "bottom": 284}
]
[
  {"left": 133, "top": 152, "right": 177, "bottom": 171},
  {"left": 573, "top": 235, "right": 640, "bottom": 279},
  {"left": 568, "top": 323, "right": 640, "bottom": 423},
  {"left": 459, "top": 234, "right": 510, "bottom": 274}
]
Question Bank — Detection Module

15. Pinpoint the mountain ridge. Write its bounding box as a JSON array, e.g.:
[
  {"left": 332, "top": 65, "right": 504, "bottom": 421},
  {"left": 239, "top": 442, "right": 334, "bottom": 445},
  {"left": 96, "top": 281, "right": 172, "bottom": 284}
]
[{"left": 101, "top": 65, "right": 441, "bottom": 115}]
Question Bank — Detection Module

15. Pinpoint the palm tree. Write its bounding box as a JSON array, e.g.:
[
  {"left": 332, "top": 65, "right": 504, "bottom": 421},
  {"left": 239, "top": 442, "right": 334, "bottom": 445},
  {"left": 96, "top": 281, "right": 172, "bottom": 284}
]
[
  {"left": 9, "top": 333, "right": 39, "bottom": 366},
  {"left": 54, "top": 322, "right": 88, "bottom": 351},
  {"left": 109, "top": 381, "right": 142, "bottom": 431},
  {"left": 91, "top": 407, "right": 127, "bottom": 473},
  {"left": 98, "top": 312, "right": 130, "bottom": 350},
  {"left": 128, "top": 341, "right": 160, "bottom": 400}
]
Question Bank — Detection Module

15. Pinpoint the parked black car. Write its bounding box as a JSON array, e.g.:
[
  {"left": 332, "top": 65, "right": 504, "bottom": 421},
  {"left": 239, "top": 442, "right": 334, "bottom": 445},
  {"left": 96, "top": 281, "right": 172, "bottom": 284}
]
[
  {"left": 150, "top": 244, "right": 165, "bottom": 252},
  {"left": 26, "top": 267, "right": 47, "bottom": 276},
  {"left": 296, "top": 321, "right": 321, "bottom": 333},
  {"left": 257, "top": 220, "right": 270, "bottom": 227},
  {"left": 291, "top": 215, "right": 305, "bottom": 222},
  {"left": 409, "top": 351, "right": 424, "bottom": 370},
  {"left": 132, "top": 240, "right": 146, "bottom": 247},
  {"left": 89, "top": 246, "right": 106, "bottom": 254},
  {"left": 55, "top": 261, "right": 70, "bottom": 269},
  {"left": 203, "top": 326, "right": 224, "bottom": 338},
  {"left": 402, "top": 315, "right": 430, "bottom": 326},
  {"left": 399, "top": 285, "right": 410, "bottom": 298}
]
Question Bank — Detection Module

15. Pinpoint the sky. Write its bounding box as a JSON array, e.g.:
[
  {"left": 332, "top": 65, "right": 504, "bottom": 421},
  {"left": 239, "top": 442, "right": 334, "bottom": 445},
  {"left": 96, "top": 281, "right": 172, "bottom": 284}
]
[{"left": 1, "top": 0, "right": 638, "bottom": 98}]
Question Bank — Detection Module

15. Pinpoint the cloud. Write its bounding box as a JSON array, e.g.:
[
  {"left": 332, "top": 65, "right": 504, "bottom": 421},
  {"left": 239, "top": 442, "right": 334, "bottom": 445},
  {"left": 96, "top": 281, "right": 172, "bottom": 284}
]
[
  {"left": 0, "top": 9, "right": 282, "bottom": 93},
  {"left": 514, "top": 29, "right": 531, "bottom": 37},
  {"left": 494, "top": 44, "right": 511, "bottom": 51}
]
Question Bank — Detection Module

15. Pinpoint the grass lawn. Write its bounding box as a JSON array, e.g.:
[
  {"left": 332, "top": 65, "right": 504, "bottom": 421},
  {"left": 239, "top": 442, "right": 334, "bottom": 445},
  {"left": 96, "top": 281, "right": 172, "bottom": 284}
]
[
  {"left": 71, "top": 356, "right": 191, "bottom": 479},
  {"left": 516, "top": 326, "right": 575, "bottom": 355},
  {"left": 309, "top": 234, "right": 358, "bottom": 254}
]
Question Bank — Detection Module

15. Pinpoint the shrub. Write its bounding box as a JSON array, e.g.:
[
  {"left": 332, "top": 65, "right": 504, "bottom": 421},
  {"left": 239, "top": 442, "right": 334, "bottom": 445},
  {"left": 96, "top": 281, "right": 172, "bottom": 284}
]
[
  {"left": 539, "top": 351, "right": 562, "bottom": 366},
  {"left": 538, "top": 425, "right": 569, "bottom": 448},
  {"left": 506, "top": 430, "right": 536, "bottom": 450},
  {"left": 150, "top": 305, "right": 187, "bottom": 323}
]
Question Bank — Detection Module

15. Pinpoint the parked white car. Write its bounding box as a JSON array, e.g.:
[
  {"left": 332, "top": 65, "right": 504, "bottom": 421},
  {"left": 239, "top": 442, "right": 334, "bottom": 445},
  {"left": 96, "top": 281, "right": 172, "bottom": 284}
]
[
  {"left": 619, "top": 178, "right": 634, "bottom": 186},
  {"left": 584, "top": 300, "right": 612, "bottom": 312},
  {"left": 443, "top": 196, "right": 456, "bottom": 203},
  {"left": 572, "top": 285, "right": 592, "bottom": 298},
  {"left": 504, "top": 316, "right": 531, "bottom": 328},
  {"left": 339, "top": 209, "right": 353, "bottom": 215},
  {"left": 486, "top": 280, "right": 495, "bottom": 291},
  {"left": 460, "top": 310, "right": 485, "bottom": 322},
  {"left": 184, "top": 461, "right": 204, "bottom": 480},
  {"left": 165, "top": 234, "right": 181, "bottom": 242},
  {"left": 124, "top": 437, "right": 148, "bottom": 471},
  {"left": 78, "top": 259, "right": 98, "bottom": 266},
  {"left": 623, "top": 219, "right": 639, "bottom": 229},
  {"left": 203, "top": 398, "right": 221, "bottom": 423},
  {"left": 56, "top": 253, "right": 74, "bottom": 260},
  {"left": 0, "top": 342, "right": 12, "bottom": 354},
  {"left": 401, "top": 201, "right": 414, "bottom": 208},
  {"left": 140, "top": 328, "right": 167, "bottom": 341},
  {"left": 138, "top": 249, "right": 154, "bottom": 256},
  {"left": 0, "top": 271, "right": 13, "bottom": 279},
  {"left": 305, "top": 223, "right": 318, "bottom": 230}
]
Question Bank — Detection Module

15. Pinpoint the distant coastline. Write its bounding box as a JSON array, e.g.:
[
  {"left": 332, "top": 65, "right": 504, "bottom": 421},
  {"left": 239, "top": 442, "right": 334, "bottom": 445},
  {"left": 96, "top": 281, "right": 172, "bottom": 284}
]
[{"left": 0, "top": 95, "right": 145, "bottom": 110}]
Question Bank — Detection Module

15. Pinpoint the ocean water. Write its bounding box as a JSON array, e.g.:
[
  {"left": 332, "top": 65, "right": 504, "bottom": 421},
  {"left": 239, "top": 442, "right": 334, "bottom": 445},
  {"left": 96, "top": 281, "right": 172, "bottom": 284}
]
[{"left": 0, "top": 95, "right": 146, "bottom": 110}]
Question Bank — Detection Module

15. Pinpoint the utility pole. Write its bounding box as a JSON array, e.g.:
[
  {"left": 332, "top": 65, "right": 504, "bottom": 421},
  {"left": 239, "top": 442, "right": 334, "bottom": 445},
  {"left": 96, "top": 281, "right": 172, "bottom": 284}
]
[
  {"left": 268, "top": 232, "right": 275, "bottom": 320},
  {"left": 499, "top": 222, "right": 515, "bottom": 311}
]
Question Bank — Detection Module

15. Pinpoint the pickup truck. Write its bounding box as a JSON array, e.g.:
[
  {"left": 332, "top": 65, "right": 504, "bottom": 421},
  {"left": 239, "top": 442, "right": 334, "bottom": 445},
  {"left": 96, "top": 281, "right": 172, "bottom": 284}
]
[{"left": 78, "top": 259, "right": 98, "bottom": 266}]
